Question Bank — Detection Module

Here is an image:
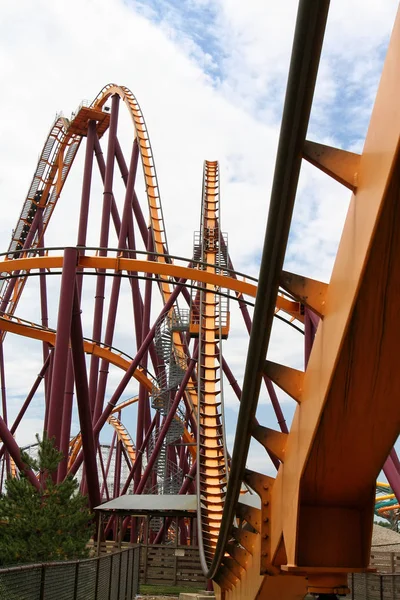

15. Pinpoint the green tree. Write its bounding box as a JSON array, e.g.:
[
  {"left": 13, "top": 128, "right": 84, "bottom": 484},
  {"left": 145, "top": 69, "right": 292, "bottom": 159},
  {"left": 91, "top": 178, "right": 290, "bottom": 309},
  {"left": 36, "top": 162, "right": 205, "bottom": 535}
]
[{"left": 0, "top": 434, "right": 94, "bottom": 566}]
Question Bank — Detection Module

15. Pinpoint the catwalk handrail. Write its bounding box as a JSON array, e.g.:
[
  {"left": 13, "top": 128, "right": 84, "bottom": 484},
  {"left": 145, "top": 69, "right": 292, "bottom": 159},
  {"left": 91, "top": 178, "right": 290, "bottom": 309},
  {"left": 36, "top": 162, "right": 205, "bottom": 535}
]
[{"left": 205, "top": 0, "right": 331, "bottom": 579}]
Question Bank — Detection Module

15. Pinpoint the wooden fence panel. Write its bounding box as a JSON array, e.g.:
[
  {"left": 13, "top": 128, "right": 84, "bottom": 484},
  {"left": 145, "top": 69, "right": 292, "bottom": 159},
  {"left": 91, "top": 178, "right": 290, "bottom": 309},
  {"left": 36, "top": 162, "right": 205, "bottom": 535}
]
[
  {"left": 370, "top": 552, "right": 400, "bottom": 573},
  {"left": 140, "top": 546, "right": 207, "bottom": 588}
]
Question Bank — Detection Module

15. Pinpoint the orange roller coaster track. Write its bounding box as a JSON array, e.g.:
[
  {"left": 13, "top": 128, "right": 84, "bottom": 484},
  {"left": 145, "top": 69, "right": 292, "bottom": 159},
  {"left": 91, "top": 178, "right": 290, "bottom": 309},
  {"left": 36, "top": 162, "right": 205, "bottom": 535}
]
[{"left": 0, "top": 1, "right": 399, "bottom": 599}]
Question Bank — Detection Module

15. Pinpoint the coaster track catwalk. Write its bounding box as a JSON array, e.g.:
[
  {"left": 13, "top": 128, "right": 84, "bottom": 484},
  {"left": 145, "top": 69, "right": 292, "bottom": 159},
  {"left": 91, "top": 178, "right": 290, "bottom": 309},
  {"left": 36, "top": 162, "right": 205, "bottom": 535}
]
[{"left": 1, "top": 1, "right": 400, "bottom": 598}]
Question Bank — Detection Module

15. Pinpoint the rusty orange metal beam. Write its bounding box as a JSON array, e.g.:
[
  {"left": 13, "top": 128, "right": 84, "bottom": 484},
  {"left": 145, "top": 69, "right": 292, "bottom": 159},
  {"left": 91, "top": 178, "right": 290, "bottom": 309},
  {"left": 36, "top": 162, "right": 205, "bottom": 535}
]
[
  {"left": 0, "top": 254, "right": 305, "bottom": 319},
  {"left": 268, "top": 6, "right": 400, "bottom": 595}
]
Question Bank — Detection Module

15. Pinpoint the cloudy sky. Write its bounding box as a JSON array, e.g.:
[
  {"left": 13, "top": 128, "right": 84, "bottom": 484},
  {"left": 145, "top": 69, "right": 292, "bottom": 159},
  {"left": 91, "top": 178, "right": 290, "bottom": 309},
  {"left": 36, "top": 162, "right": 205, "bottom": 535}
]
[{"left": 0, "top": 0, "right": 398, "bottom": 475}]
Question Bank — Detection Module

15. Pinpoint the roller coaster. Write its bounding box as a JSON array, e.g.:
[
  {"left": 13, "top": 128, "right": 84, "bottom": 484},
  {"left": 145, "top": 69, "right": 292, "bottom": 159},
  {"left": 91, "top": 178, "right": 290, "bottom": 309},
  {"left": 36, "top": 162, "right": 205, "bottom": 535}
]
[{"left": 1, "top": 1, "right": 400, "bottom": 598}]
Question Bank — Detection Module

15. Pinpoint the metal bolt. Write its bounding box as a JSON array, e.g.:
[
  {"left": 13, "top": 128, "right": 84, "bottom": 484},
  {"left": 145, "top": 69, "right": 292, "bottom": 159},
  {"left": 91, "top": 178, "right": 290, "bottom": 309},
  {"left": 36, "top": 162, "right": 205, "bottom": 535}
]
[{"left": 264, "top": 517, "right": 269, "bottom": 523}]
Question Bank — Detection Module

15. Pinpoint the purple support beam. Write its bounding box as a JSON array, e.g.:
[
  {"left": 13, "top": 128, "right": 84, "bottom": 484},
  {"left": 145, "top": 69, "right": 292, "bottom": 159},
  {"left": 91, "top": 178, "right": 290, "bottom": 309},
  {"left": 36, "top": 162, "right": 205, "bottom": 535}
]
[
  {"left": 264, "top": 376, "right": 288, "bottom": 434},
  {"left": 0, "top": 355, "right": 50, "bottom": 460},
  {"left": 73, "top": 122, "right": 97, "bottom": 446},
  {"left": 153, "top": 460, "right": 197, "bottom": 544},
  {"left": 119, "top": 139, "right": 139, "bottom": 248},
  {"left": 307, "top": 307, "right": 320, "bottom": 330},
  {"left": 93, "top": 139, "right": 140, "bottom": 425},
  {"left": 143, "top": 233, "right": 155, "bottom": 434},
  {"left": 381, "top": 450, "right": 400, "bottom": 504},
  {"left": 93, "top": 283, "right": 186, "bottom": 434},
  {"left": 220, "top": 351, "right": 280, "bottom": 470},
  {"left": 127, "top": 223, "right": 146, "bottom": 351},
  {"left": 238, "top": 298, "right": 288, "bottom": 433},
  {"left": 92, "top": 273, "right": 121, "bottom": 423},
  {"left": 43, "top": 348, "right": 54, "bottom": 434},
  {"left": 114, "top": 138, "right": 146, "bottom": 350},
  {"left": 47, "top": 247, "right": 77, "bottom": 450},
  {"left": 304, "top": 307, "right": 318, "bottom": 368},
  {"left": 126, "top": 206, "right": 144, "bottom": 349},
  {"left": 38, "top": 216, "right": 50, "bottom": 405},
  {"left": 135, "top": 358, "right": 197, "bottom": 495},
  {"left": 114, "top": 138, "right": 162, "bottom": 379},
  {"left": 88, "top": 96, "right": 120, "bottom": 413},
  {"left": 98, "top": 445, "right": 110, "bottom": 501},
  {"left": 383, "top": 456, "right": 400, "bottom": 505},
  {"left": 93, "top": 135, "right": 122, "bottom": 237},
  {"left": 221, "top": 245, "right": 290, "bottom": 433},
  {"left": 77, "top": 120, "right": 96, "bottom": 248},
  {"left": 113, "top": 439, "right": 122, "bottom": 498},
  {"left": 70, "top": 285, "right": 101, "bottom": 510},
  {"left": 115, "top": 140, "right": 149, "bottom": 245},
  {"left": 134, "top": 387, "right": 147, "bottom": 492},
  {"left": 101, "top": 430, "right": 117, "bottom": 499},
  {"left": 390, "top": 448, "right": 400, "bottom": 473},
  {"left": 0, "top": 344, "right": 9, "bottom": 476},
  {"left": 0, "top": 347, "right": 11, "bottom": 478},
  {"left": 179, "top": 517, "right": 188, "bottom": 545},
  {"left": 58, "top": 355, "right": 75, "bottom": 482},
  {"left": 102, "top": 95, "right": 120, "bottom": 237},
  {"left": 0, "top": 415, "right": 40, "bottom": 490},
  {"left": 120, "top": 443, "right": 132, "bottom": 471},
  {"left": 69, "top": 279, "right": 187, "bottom": 476},
  {"left": 120, "top": 413, "right": 157, "bottom": 496},
  {"left": 220, "top": 355, "right": 242, "bottom": 401},
  {"left": 134, "top": 229, "right": 154, "bottom": 492},
  {"left": 0, "top": 460, "right": 4, "bottom": 493}
]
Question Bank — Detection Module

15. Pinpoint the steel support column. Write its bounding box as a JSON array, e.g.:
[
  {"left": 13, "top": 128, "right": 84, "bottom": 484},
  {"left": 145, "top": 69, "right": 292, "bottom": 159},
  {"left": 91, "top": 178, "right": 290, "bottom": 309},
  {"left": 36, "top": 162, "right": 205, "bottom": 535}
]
[
  {"left": 47, "top": 247, "right": 77, "bottom": 450},
  {"left": 0, "top": 354, "right": 50, "bottom": 461},
  {"left": 0, "top": 415, "right": 40, "bottom": 490},
  {"left": 89, "top": 95, "right": 120, "bottom": 412},
  {"left": 70, "top": 286, "right": 101, "bottom": 510}
]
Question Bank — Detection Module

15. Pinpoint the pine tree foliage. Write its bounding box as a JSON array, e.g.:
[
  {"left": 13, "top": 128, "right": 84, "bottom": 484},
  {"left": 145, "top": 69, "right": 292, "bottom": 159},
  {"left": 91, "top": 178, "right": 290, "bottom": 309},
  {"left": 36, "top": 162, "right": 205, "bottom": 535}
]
[{"left": 0, "top": 434, "right": 94, "bottom": 566}]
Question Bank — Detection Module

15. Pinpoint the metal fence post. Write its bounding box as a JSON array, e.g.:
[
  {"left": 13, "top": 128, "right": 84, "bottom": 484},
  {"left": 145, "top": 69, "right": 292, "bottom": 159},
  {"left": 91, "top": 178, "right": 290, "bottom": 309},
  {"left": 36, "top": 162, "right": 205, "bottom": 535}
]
[
  {"left": 129, "top": 548, "right": 138, "bottom": 600},
  {"left": 39, "top": 565, "right": 46, "bottom": 600},
  {"left": 108, "top": 553, "right": 114, "bottom": 600},
  {"left": 73, "top": 562, "right": 79, "bottom": 600},
  {"left": 124, "top": 550, "right": 129, "bottom": 599},
  {"left": 118, "top": 550, "right": 122, "bottom": 599},
  {"left": 94, "top": 556, "right": 100, "bottom": 598},
  {"left": 133, "top": 546, "right": 140, "bottom": 597}
]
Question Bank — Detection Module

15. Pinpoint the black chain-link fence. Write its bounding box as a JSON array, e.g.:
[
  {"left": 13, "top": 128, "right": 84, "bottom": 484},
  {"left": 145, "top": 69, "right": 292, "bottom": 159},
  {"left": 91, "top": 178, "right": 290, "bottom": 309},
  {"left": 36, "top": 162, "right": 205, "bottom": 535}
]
[{"left": 0, "top": 547, "right": 140, "bottom": 600}]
